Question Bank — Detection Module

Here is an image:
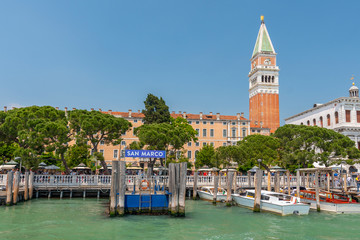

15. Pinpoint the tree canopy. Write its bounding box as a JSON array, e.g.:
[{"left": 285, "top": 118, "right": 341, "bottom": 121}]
[{"left": 142, "top": 93, "right": 171, "bottom": 124}]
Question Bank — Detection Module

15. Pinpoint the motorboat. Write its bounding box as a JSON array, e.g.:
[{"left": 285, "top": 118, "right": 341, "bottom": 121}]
[
  {"left": 299, "top": 190, "right": 360, "bottom": 214},
  {"left": 197, "top": 187, "right": 228, "bottom": 202},
  {"left": 232, "top": 190, "right": 310, "bottom": 216}
]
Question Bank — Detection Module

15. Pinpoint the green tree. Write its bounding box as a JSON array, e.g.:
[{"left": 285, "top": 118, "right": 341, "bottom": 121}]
[
  {"left": 274, "top": 124, "right": 360, "bottom": 170},
  {"left": 142, "top": 94, "right": 171, "bottom": 124},
  {"left": 0, "top": 106, "right": 65, "bottom": 169},
  {"left": 170, "top": 117, "right": 198, "bottom": 158},
  {"left": 215, "top": 145, "right": 242, "bottom": 169},
  {"left": 0, "top": 142, "right": 19, "bottom": 164},
  {"left": 69, "top": 109, "right": 131, "bottom": 175},
  {"left": 65, "top": 144, "right": 91, "bottom": 168},
  {"left": 195, "top": 145, "right": 218, "bottom": 169},
  {"left": 237, "top": 135, "right": 280, "bottom": 172}
]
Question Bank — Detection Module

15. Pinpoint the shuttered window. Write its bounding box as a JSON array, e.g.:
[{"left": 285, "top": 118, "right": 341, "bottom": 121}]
[{"left": 346, "top": 110, "right": 351, "bottom": 122}]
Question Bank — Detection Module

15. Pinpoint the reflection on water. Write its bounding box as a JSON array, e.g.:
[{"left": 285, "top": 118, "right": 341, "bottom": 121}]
[{"left": 0, "top": 198, "right": 358, "bottom": 240}]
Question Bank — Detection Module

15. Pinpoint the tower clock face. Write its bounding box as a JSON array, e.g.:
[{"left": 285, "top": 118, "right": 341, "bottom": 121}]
[{"left": 264, "top": 58, "right": 271, "bottom": 65}]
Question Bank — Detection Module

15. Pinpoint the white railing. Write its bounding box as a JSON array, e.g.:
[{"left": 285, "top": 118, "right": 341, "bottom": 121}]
[{"left": 0, "top": 174, "right": 354, "bottom": 189}]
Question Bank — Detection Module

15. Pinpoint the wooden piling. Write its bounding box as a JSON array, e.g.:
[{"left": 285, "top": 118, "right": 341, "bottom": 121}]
[
  {"left": 178, "top": 162, "right": 187, "bottom": 216},
  {"left": 226, "top": 171, "right": 234, "bottom": 206},
  {"left": 60, "top": 191, "right": 63, "bottom": 199},
  {"left": 170, "top": 163, "right": 179, "bottom": 216},
  {"left": 24, "top": 172, "right": 29, "bottom": 201},
  {"left": 286, "top": 170, "right": 290, "bottom": 195},
  {"left": 247, "top": 171, "right": 251, "bottom": 188},
  {"left": 275, "top": 172, "right": 280, "bottom": 192},
  {"left": 6, "top": 171, "right": 13, "bottom": 206},
  {"left": 233, "top": 172, "right": 237, "bottom": 192},
  {"left": 213, "top": 175, "right": 219, "bottom": 204},
  {"left": 192, "top": 171, "right": 198, "bottom": 200},
  {"left": 315, "top": 170, "right": 320, "bottom": 212},
  {"left": 253, "top": 169, "right": 262, "bottom": 212},
  {"left": 343, "top": 173, "right": 347, "bottom": 192},
  {"left": 117, "top": 161, "right": 126, "bottom": 216},
  {"left": 13, "top": 171, "right": 20, "bottom": 204},
  {"left": 327, "top": 173, "right": 330, "bottom": 192},
  {"left": 109, "top": 161, "right": 119, "bottom": 217},
  {"left": 29, "top": 171, "right": 34, "bottom": 200},
  {"left": 267, "top": 171, "right": 271, "bottom": 191},
  {"left": 296, "top": 170, "right": 300, "bottom": 197}
]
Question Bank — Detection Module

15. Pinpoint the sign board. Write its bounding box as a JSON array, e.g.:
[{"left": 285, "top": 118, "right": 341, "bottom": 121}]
[{"left": 125, "top": 150, "right": 166, "bottom": 158}]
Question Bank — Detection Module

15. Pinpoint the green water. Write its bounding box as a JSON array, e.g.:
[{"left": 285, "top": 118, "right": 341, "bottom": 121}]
[{"left": 0, "top": 199, "right": 358, "bottom": 240}]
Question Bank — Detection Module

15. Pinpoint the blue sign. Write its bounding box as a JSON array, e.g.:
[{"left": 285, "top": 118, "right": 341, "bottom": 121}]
[{"left": 125, "top": 150, "right": 166, "bottom": 158}]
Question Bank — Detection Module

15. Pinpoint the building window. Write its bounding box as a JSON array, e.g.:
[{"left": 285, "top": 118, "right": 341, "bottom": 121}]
[
  {"left": 121, "top": 141, "right": 126, "bottom": 146},
  {"left": 100, "top": 140, "right": 104, "bottom": 145},
  {"left": 210, "top": 121, "right": 214, "bottom": 125},
  {"left": 188, "top": 142, "right": 192, "bottom": 147},
  {"left": 210, "top": 142, "right": 214, "bottom": 146},
  {"left": 196, "top": 121, "right": 200, "bottom": 124},
  {"left": 319, "top": 117, "right": 323, "bottom": 127},
  {"left": 223, "top": 129, "right": 227, "bottom": 137},
  {"left": 195, "top": 129, "right": 199, "bottom": 137},
  {"left": 335, "top": 111, "right": 339, "bottom": 124},
  {"left": 99, "top": 149, "right": 104, "bottom": 155},
  {"left": 134, "top": 119, "right": 138, "bottom": 123},
  {"left": 232, "top": 142, "right": 236, "bottom": 146},
  {"left": 242, "top": 122, "right": 246, "bottom": 125},
  {"left": 232, "top": 128, "right": 236, "bottom": 137},
  {"left": 203, "top": 121, "right": 207, "bottom": 125},
  {"left": 203, "top": 142, "right": 207, "bottom": 146},
  {"left": 223, "top": 121, "right": 227, "bottom": 125},
  {"left": 242, "top": 128, "right": 246, "bottom": 137},
  {"left": 307, "top": 120, "right": 310, "bottom": 126},
  {"left": 203, "top": 129, "right": 207, "bottom": 137},
  {"left": 187, "top": 151, "right": 192, "bottom": 159},
  {"left": 357, "top": 111, "right": 360, "bottom": 123},
  {"left": 346, "top": 110, "right": 351, "bottom": 123},
  {"left": 113, "top": 150, "right": 118, "bottom": 159},
  {"left": 188, "top": 121, "right": 192, "bottom": 124},
  {"left": 313, "top": 119, "right": 316, "bottom": 126},
  {"left": 232, "top": 122, "right": 236, "bottom": 125},
  {"left": 121, "top": 150, "right": 125, "bottom": 157},
  {"left": 300, "top": 122, "right": 303, "bottom": 125},
  {"left": 223, "top": 143, "right": 227, "bottom": 146},
  {"left": 195, "top": 142, "right": 200, "bottom": 147},
  {"left": 327, "top": 114, "right": 331, "bottom": 126},
  {"left": 210, "top": 129, "right": 214, "bottom": 137}
]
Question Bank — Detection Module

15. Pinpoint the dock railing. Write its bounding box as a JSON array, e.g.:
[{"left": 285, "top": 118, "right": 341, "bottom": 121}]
[{"left": 0, "top": 174, "right": 354, "bottom": 189}]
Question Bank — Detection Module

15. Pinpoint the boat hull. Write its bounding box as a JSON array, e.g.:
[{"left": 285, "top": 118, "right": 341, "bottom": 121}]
[
  {"left": 198, "top": 191, "right": 228, "bottom": 202},
  {"left": 232, "top": 195, "right": 310, "bottom": 216},
  {"left": 301, "top": 199, "right": 360, "bottom": 214}
]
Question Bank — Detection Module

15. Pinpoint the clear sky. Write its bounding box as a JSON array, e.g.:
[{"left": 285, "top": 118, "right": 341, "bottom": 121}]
[{"left": 1, "top": 1, "right": 359, "bottom": 124}]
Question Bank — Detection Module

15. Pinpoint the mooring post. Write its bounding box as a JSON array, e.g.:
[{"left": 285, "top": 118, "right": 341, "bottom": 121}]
[
  {"left": 24, "top": 171, "right": 29, "bottom": 201},
  {"left": 267, "top": 171, "right": 271, "bottom": 191},
  {"left": 13, "top": 171, "right": 20, "bottom": 204},
  {"left": 247, "top": 171, "right": 251, "bottom": 188},
  {"left": 192, "top": 171, "right": 198, "bottom": 200},
  {"left": 253, "top": 169, "right": 262, "bottom": 212},
  {"left": 70, "top": 190, "right": 72, "bottom": 199},
  {"left": 60, "top": 191, "right": 63, "bottom": 199},
  {"left": 286, "top": 170, "right": 290, "bottom": 195},
  {"left": 213, "top": 175, "right": 219, "bottom": 204},
  {"left": 282, "top": 172, "right": 286, "bottom": 193},
  {"left": 343, "top": 172, "right": 347, "bottom": 192},
  {"left": 83, "top": 190, "right": 86, "bottom": 199},
  {"left": 233, "top": 172, "right": 237, "bottom": 193},
  {"left": 117, "top": 161, "right": 126, "bottom": 216},
  {"left": 110, "top": 161, "right": 119, "bottom": 217},
  {"left": 296, "top": 170, "right": 300, "bottom": 198},
  {"left": 29, "top": 171, "right": 34, "bottom": 200},
  {"left": 315, "top": 170, "right": 320, "bottom": 212},
  {"left": 178, "top": 162, "right": 187, "bottom": 216},
  {"left": 48, "top": 190, "right": 51, "bottom": 199},
  {"left": 327, "top": 173, "right": 330, "bottom": 192},
  {"left": 168, "top": 163, "right": 174, "bottom": 210},
  {"left": 170, "top": 163, "right": 179, "bottom": 216},
  {"left": 97, "top": 190, "right": 100, "bottom": 199},
  {"left": 226, "top": 171, "right": 234, "bottom": 206},
  {"left": 6, "top": 171, "right": 13, "bottom": 206}
]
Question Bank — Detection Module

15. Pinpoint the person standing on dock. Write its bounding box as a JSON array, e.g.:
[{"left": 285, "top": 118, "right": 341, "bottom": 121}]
[{"left": 356, "top": 174, "right": 360, "bottom": 192}]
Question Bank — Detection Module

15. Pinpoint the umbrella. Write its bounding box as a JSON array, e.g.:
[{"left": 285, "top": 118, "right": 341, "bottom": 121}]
[
  {"left": 220, "top": 168, "right": 237, "bottom": 172},
  {"left": 39, "top": 162, "right": 47, "bottom": 167},
  {"left": 127, "top": 166, "right": 143, "bottom": 170},
  {"left": 5, "top": 160, "right": 18, "bottom": 165},
  {"left": 248, "top": 166, "right": 259, "bottom": 173},
  {"left": 45, "top": 165, "right": 60, "bottom": 170},
  {"left": 0, "top": 165, "right": 16, "bottom": 170},
  {"left": 73, "top": 163, "right": 91, "bottom": 170},
  {"left": 270, "top": 165, "right": 286, "bottom": 172},
  {"left": 100, "top": 164, "right": 112, "bottom": 170}
]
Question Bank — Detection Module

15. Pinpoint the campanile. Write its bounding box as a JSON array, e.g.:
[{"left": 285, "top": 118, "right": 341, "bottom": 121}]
[{"left": 249, "top": 16, "right": 279, "bottom": 133}]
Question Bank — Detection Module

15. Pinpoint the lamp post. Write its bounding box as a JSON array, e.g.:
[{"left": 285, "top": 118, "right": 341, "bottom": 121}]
[
  {"left": 341, "top": 160, "right": 346, "bottom": 192},
  {"left": 15, "top": 157, "right": 21, "bottom": 173},
  {"left": 257, "top": 159, "right": 262, "bottom": 168}
]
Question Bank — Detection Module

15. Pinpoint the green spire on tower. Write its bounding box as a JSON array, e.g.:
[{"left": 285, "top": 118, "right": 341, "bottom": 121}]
[{"left": 252, "top": 16, "right": 276, "bottom": 58}]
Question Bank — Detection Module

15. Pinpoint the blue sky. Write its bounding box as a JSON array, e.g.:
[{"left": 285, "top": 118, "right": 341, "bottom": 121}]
[{"left": 1, "top": 1, "right": 360, "bottom": 124}]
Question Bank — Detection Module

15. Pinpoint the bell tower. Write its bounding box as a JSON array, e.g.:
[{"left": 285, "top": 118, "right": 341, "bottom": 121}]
[{"left": 249, "top": 16, "right": 280, "bottom": 133}]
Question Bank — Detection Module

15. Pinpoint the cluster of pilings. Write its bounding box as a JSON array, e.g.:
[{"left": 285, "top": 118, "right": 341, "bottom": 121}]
[
  {"left": 109, "top": 161, "right": 126, "bottom": 217},
  {"left": 5, "top": 171, "right": 34, "bottom": 206},
  {"left": 168, "top": 162, "right": 187, "bottom": 216}
]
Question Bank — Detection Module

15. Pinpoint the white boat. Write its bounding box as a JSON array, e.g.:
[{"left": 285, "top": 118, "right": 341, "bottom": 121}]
[
  {"left": 232, "top": 190, "right": 310, "bottom": 216},
  {"left": 197, "top": 187, "right": 228, "bottom": 202}
]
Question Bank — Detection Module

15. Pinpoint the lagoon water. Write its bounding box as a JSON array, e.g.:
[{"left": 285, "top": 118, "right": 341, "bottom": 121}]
[{"left": 0, "top": 199, "right": 358, "bottom": 240}]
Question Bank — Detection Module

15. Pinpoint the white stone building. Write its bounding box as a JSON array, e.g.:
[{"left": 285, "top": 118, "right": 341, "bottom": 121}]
[{"left": 285, "top": 83, "right": 360, "bottom": 149}]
